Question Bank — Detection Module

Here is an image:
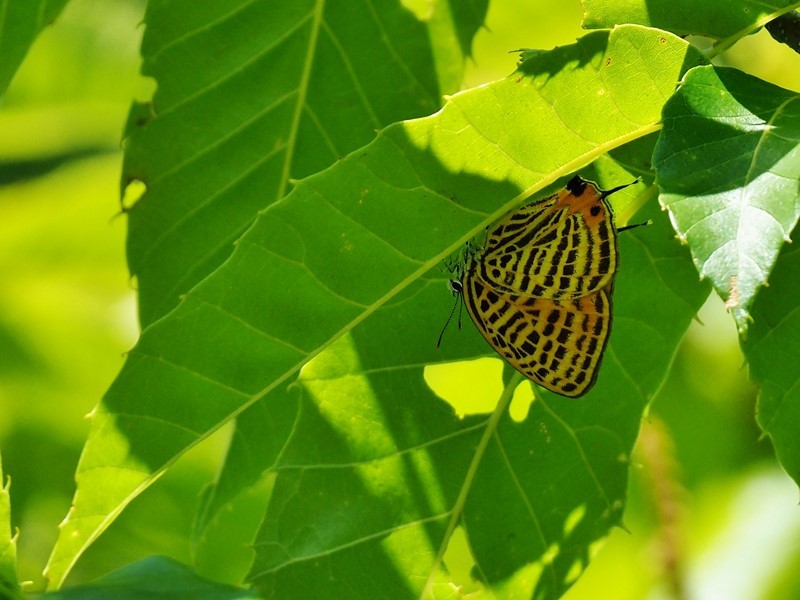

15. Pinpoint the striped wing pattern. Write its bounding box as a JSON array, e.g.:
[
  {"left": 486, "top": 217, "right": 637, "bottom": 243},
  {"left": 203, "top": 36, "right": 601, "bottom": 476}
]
[
  {"left": 460, "top": 176, "right": 622, "bottom": 398},
  {"left": 476, "top": 177, "right": 617, "bottom": 300},
  {"left": 462, "top": 275, "right": 612, "bottom": 397}
]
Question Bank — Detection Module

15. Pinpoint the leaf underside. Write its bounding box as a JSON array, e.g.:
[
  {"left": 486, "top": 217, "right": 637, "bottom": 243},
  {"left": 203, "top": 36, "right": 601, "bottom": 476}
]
[
  {"left": 654, "top": 65, "right": 800, "bottom": 333},
  {"left": 47, "top": 24, "right": 711, "bottom": 597},
  {"left": 124, "top": 0, "right": 485, "bottom": 328}
]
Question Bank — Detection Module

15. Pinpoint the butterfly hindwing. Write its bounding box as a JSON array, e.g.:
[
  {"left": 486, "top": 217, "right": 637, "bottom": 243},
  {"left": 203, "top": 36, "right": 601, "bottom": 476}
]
[{"left": 462, "top": 273, "right": 612, "bottom": 397}]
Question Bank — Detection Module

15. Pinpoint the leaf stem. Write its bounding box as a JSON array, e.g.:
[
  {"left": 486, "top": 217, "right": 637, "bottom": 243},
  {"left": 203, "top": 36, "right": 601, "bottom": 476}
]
[{"left": 420, "top": 370, "right": 524, "bottom": 599}]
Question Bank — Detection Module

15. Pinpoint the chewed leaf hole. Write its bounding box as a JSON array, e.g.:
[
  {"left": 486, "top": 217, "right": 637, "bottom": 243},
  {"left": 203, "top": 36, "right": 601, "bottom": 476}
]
[
  {"left": 424, "top": 358, "right": 535, "bottom": 421},
  {"left": 424, "top": 358, "right": 504, "bottom": 417},
  {"left": 121, "top": 178, "right": 147, "bottom": 211}
]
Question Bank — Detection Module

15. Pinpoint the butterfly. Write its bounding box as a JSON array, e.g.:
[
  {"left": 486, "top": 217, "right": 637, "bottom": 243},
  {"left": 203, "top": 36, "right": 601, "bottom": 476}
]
[{"left": 442, "top": 175, "right": 640, "bottom": 398}]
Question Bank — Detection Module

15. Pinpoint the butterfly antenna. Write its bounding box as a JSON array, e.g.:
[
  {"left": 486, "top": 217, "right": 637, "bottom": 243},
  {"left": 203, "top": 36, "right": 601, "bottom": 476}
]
[
  {"left": 600, "top": 178, "right": 641, "bottom": 199},
  {"left": 600, "top": 178, "right": 649, "bottom": 233},
  {"left": 436, "top": 283, "right": 462, "bottom": 348},
  {"left": 618, "top": 219, "right": 653, "bottom": 233}
]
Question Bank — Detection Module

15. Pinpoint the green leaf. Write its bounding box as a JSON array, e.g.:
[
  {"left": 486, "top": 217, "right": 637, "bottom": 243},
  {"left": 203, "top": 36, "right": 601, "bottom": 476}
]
[
  {"left": 581, "top": 0, "right": 800, "bottom": 39},
  {"left": 742, "top": 242, "right": 800, "bottom": 487},
  {"left": 192, "top": 24, "right": 692, "bottom": 567},
  {"left": 0, "top": 455, "right": 18, "bottom": 597},
  {"left": 653, "top": 65, "right": 800, "bottom": 333},
  {"left": 194, "top": 472, "right": 273, "bottom": 585},
  {"left": 125, "top": 0, "right": 488, "bottom": 579},
  {"left": 124, "top": 0, "right": 487, "bottom": 327},
  {"left": 45, "top": 25, "right": 706, "bottom": 590},
  {"left": 38, "top": 556, "right": 258, "bottom": 600},
  {"left": 0, "top": 0, "right": 68, "bottom": 97},
  {"left": 244, "top": 202, "right": 709, "bottom": 599}
]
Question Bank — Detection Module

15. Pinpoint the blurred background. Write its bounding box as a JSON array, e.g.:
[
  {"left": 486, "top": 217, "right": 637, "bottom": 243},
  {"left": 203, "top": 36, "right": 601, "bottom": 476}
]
[{"left": 1, "top": 0, "right": 799, "bottom": 596}]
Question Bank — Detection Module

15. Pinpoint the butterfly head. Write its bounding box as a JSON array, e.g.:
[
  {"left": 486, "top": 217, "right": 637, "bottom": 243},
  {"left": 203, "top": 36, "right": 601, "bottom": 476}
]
[
  {"left": 557, "top": 175, "right": 640, "bottom": 227},
  {"left": 438, "top": 278, "right": 465, "bottom": 348},
  {"left": 565, "top": 175, "right": 588, "bottom": 196}
]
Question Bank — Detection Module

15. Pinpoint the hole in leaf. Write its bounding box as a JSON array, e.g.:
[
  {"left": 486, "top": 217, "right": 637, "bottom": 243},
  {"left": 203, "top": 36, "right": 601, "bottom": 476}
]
[
  {"left": 509, "top": 380, "right": 534, "bottom": 422},
  {"left": 441, "top": 526, "right": 481, "bottom": 596},
  {"left": 425, "top": 359, "right": 537, "bottom": 421},
  {"left": 424, "top": 358, "right": 504, "bottom": 417},
  {"left": 121, "top": 178, "right": 146, "bottom": 211}
]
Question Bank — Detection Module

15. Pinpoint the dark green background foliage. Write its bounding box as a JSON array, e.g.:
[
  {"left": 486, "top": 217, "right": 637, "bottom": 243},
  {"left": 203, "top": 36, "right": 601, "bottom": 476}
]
[{"left": 1, "top": 0, "right": 800, "bottom": 598}]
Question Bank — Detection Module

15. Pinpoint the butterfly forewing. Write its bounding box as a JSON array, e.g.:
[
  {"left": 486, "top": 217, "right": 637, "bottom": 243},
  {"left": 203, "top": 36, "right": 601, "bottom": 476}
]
[
  {"left": 476, "top": 177, "right": 618, "bottom": 300},
  {"left": 462, "top": 273, "right": 612, "bottom": 397}
]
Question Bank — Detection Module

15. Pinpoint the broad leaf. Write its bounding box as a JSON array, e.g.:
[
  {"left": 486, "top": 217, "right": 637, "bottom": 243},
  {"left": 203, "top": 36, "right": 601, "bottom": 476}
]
[
  {"left": 582, "top": 0, "right": 800, "bottom": 40},
  {"left": 123, "top": 0, "right": 488, "bottom": 578},
  {"left": 742, "top": 241, "right": 800, "bottom": 487},
  {"left": 46, "top": 26, "right": 706, "bottom": 591},
  {"left": 0, "top": 0, "right": 68, "bottom": 97},
  {"left": 124, "top": 0, "right": 487, "bottom": 327},
  {"left": 245, "top": 201, "right": 709, "bottom": 599},
  {"left": 653, "top": 65, "right": 800, "bottom": 332},
  {"left": 192, "top": 24, "right": 690, "bottom": 569}
]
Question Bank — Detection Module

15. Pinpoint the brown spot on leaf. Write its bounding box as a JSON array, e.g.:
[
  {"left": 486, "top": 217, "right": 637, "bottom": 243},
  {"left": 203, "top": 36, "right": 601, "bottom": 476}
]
[{"left": 725, "top": 275, "right": 740, "bottom": 310}]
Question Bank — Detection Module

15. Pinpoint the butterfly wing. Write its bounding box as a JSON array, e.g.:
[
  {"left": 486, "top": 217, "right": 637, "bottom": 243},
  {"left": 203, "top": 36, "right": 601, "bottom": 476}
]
[
  {"left": 477, "top": 177, "right": 618, "bottom": 300},
  {"left": 462, "top": 272, "right": 612, "bottom": 397}
]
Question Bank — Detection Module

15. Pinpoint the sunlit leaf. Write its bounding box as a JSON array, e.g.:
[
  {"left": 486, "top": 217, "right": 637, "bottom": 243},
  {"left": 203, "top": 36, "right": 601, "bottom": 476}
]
[
  {"left": 581, "top": 0, "right": 798, "bottom": 39},
  {"left": 123, "top": 0, "right": 487, "bottom": 327},
  {"left": 245, "top": 202, "right": 709, "bottom": 599},
  {"left": 653, "top": 65, "right": 800, "bottom": 332},
  {"left": 46, "top": 25, "right": 707, "bottom": 592}
]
